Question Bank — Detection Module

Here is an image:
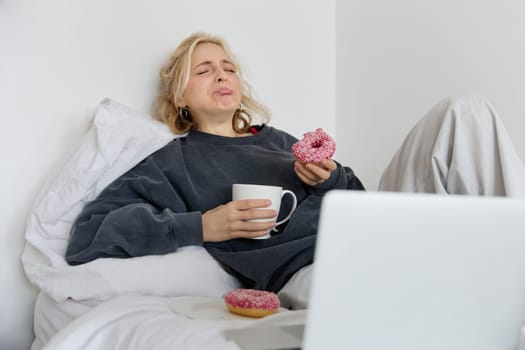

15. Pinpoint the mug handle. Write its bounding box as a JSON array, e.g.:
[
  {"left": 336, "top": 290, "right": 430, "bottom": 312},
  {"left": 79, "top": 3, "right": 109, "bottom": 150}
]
[{"left": 273, "top": 190, "right": 298, "bottom": 231}]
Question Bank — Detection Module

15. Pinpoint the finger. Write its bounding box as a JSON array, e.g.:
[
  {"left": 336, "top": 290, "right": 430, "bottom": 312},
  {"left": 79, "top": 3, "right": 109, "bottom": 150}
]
[
  {"left": 297, "top": 159, "right": 335, "bottom": 171},
  {"left": 307, "top": 159, "right": 336, "bottom": 173},
  {"left": 295, "top": 161, "right": 315, "bottom": 178},
  {"left": 304, "top": 163, "right": 330, "bottom": 181},
  {"left": 296, "top": 162, "right": 323, "bottom": 183},
  {"left": 227, "top": 215, "right": 276, "bottom": 231},
  {"left": 231, "top": 230, "right": 272, "bottom": 240},
  {"left": 239, "top": 209, "right": 277, "bottom": 221},
  {"left": 318, "top": 159, "right": 337, "bottom": 171},
  {"left": 295, "top": 167, "right": 317, "bottom": 186},
  {"left": 295, "top": 164, "right": 319, "bottom": 185},
  {"left": 238, "top": 220, "right": 276, "bottom": 232},
  {"left": 233, "top": 199, "right": 272, "bottom": 210},
  {"left": 230, "top": 220, "right": 275, "bottom": 235},
  {"left": 247, "top": 230, "right": 272, "bottom": 239}
]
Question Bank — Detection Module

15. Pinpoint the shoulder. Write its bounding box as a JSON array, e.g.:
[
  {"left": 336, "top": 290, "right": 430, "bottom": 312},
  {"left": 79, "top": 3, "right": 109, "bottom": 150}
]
[
  {"left": 257, "top": 125, "right": 298, "bottom": 151},
  {"left": 123, "top": 137, "right": 183, "bottom": 173},
  {"left": 262, "top": 125, "right": 299, "bottom": 143}
]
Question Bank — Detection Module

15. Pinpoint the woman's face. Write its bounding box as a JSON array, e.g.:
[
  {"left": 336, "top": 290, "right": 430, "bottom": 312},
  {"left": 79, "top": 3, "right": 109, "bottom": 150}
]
[{"left": 179, "top": 43, "right": 242, "bottom": 122}]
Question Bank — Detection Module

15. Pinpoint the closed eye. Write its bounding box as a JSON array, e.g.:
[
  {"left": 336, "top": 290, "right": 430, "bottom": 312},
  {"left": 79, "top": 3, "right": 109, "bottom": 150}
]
[{"left": 223, "top": 63, "right": 236, "bottom": 73}]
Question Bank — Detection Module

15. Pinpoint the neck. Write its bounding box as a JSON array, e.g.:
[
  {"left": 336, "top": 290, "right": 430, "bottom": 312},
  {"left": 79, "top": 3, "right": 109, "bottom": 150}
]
[
  {"left": 198, "top": 123, "right": 237, "bottom": 137},
  {"left": 194, "top": 111, "right": 250, "bottom": 137}
]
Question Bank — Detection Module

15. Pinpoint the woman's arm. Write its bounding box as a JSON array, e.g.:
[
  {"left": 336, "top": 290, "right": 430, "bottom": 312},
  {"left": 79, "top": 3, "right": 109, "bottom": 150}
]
[
  {"left": 65, "top": 155, "right": 280, "bottom": 265},
  {"left": 275, "top": 127, "right": 365, "bottom": 194},
  {"left": 295, "top": 160, "right": 365, "bottom": 196},
  {"left": 66, "top": 202, "right": 203, "bottom": 265},
  {"left": 65, "top": 157, "right": 201, "bottom": 265}
]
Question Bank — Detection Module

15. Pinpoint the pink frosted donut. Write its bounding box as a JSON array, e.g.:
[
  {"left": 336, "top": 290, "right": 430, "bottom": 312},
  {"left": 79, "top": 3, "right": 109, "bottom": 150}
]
[
  {"left": 224, "top": 289, "right": 280, "bottom": 318},
  {"left": 292, "top": 129, "right": 336, "bottom": 163}
]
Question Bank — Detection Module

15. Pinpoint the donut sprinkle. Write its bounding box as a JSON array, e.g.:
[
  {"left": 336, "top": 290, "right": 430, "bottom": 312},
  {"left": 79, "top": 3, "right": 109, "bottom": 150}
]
[{"left": 292, "top": 129, "right": 336, "bottom": 163}]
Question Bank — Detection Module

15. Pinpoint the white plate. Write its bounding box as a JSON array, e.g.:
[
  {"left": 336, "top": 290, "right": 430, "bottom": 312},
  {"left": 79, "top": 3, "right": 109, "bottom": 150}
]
[{"left": 169, "top": 296, "right": 288, "bottom": 321}]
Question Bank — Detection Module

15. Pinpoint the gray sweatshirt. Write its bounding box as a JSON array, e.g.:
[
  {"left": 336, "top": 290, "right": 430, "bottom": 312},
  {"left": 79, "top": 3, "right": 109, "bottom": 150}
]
[{"left": 65, "top": 125, "right": 364, "bottom": 291}]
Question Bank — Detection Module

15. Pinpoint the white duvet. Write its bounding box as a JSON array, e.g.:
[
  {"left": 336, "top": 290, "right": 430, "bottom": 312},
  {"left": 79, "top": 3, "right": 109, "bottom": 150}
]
[
  {"left": 42, "top": 294, "right": 249, "bottom": 350},
  {"left": 36, "top": 292, "right": 306, "bottom": 350}
]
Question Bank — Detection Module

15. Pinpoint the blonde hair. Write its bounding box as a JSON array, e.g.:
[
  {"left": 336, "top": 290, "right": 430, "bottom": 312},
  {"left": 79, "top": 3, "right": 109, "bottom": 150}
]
[{"left": 157, "top": 32, "right": 271, "bottom": 134}]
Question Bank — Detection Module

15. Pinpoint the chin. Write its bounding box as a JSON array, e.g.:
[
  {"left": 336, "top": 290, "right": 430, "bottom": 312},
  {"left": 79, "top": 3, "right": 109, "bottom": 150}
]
[
  {"left": 215, "top": 96, "right": 241, "bottom": 110},
  {"left": 216, "top": 105, "right": 239, "bottom": 114}
]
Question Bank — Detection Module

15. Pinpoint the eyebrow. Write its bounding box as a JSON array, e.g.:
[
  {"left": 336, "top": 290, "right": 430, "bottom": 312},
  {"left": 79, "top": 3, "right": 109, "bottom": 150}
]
[{"left": 193, "top": 59, "right": 235, "bottom": 70}]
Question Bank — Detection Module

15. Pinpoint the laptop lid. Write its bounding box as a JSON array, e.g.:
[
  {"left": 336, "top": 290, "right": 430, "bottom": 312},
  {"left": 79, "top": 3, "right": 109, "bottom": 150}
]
[{"left": 304, "top": 191, "right": 525, "bottom": 350}]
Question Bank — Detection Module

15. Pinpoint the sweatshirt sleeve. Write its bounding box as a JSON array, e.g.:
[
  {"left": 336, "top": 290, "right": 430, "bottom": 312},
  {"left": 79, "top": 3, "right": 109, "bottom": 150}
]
[
  {"left": 306, "top": 161, "right": 366, "bottom": 196},
  {"left": 65, "top": 157, "right": 203, "bottom": 265}
]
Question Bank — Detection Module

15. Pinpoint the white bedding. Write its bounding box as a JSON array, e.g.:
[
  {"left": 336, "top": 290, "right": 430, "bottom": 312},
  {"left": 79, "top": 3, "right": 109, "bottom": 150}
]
[
  {"left": 37, "top": 292, "right": 305, "bottom": 350},
  {"left": 22, "top": 99, "right": 310, "bottom": 349},
  {"left": 41, "top": 294, "right": 244, "bottom": 350}
]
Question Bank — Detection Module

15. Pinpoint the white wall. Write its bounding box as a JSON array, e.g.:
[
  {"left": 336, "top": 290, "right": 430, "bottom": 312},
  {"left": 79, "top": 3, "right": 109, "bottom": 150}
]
[
  {"left": 0, "top": 1, "right": 335, "bottom": 349},
  {"left": 337, "top": 0, "right": 525, "bottom": 189}
]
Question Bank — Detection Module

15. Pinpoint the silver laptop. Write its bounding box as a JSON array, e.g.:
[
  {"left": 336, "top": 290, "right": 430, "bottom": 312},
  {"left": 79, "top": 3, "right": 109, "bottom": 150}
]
[{"left": 304, "top": 191, "right": 525, "bottom": 350}]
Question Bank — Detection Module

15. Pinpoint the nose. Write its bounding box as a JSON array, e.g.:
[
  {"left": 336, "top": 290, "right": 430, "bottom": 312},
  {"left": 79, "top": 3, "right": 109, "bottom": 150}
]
[{"left": 216, "top": 69, "right": 228, "bottom": 83}]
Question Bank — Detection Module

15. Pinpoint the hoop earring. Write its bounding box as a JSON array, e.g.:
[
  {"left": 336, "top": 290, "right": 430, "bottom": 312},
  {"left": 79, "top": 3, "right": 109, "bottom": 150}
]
[
  {"left": 236, "top": 104, "right": 245, "bottom": 116},
  {"left": 179, "top": 107, "right": 191, "bottom": 121}
]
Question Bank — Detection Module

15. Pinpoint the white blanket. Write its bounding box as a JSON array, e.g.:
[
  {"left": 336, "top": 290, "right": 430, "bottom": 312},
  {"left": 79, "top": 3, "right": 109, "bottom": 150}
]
[
  {"left": 38, "top": 293, "right": 305, "bottom": 350},
  {"left": 42, "top": 294, "right": 243, "bottom": 350},
  {"left": 379, "top": 95, "right": 525, "bottom": 196}
]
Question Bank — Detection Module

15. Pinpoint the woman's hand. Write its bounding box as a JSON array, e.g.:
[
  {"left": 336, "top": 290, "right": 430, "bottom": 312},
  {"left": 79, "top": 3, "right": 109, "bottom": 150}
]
[
  {"left": 202, "top": 199, "right": 277, "bottom": 242},
  {"left": 294, "top": 158, "right": 337, "bottom": 186}
]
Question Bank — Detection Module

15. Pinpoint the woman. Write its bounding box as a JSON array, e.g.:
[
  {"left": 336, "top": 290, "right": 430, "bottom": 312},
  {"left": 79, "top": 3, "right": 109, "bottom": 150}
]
[{"left": 65, "top": 32, "right": 365, "bottom": 292}]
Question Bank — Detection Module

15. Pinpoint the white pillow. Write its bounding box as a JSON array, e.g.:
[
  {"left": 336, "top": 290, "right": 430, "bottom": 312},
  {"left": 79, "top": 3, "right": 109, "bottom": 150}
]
[{"left": 22, "top": 99, "right": 241, "bottom": 302}]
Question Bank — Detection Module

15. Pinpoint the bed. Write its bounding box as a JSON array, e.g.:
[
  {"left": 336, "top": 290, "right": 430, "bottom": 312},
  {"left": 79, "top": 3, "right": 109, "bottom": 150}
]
[{"left": 21, "top": 100, "right": 311, "bottom": 349}]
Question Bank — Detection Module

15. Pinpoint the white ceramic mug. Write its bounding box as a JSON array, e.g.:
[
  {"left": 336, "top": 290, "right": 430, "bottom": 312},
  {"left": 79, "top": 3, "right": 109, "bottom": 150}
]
[{"left": 232, "top": 184, "right": 298, "bottom": 239}]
